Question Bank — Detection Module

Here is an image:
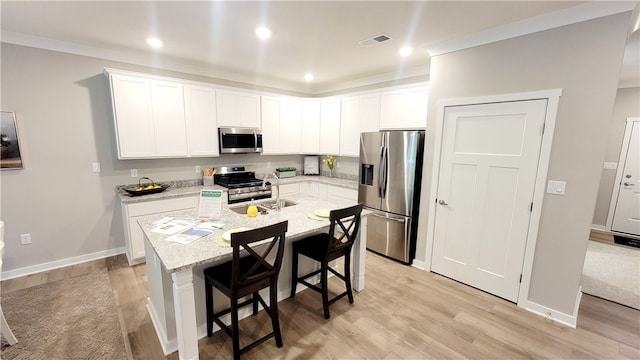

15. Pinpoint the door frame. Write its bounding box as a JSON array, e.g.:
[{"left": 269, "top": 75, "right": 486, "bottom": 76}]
[
  {"left": 606, "top": 117, "right": 640, "bottom": 232},
  {"left": 423, "top": 89, "right": 562, "bottom": 311}
]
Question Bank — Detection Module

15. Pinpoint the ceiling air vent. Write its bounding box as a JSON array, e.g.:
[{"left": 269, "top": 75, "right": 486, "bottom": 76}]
[{"left": 359, "top": 33, "right": 393, "bottom": 47}]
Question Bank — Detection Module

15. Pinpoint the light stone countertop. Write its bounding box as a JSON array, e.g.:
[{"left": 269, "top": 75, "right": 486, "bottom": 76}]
[
  {"left": 138, "top": 193, "right": 366, "bottom": 273},
  {"left": 117, "top": 175, "right": 357, "bottom": 204}
]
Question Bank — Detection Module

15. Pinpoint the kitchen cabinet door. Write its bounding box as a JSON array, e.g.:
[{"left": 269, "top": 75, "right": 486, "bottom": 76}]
[
  {"left": 150, "top": 80, "right": 188, "bottom": 157},
  {"left": 110, "top": 74, "right": 155, "bottom": 158},
  {"left": 340, "top": 94, "right": 379, "bottom": 157},
  {"left": 261, "top": 96, "right": 302, "bottom": 154},
  {"left": 301, "top": 100, "right": 321, "bottom": 154},
  {"left": 379, "top": 85, "right": 428, "bottom": 130},
  {"left": 261, "top": 96, "right": 281, "bottom": 154},
  {"left": 217, "top": 89, "right": 261, "bottom": 128},
  {"left": 184, "top": 85, "right": 219, "bottom": 156},
  {"left": 280, "top": 99, "right": 302, "bottom": 154},
  {"left": 319, "top": 99, "right": 341, "bottom": 154},
  {"left": 122, "top": 196, "right": 198, "bottom": 265}
]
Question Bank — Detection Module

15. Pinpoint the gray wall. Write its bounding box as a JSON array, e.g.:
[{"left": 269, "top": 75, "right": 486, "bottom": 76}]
[
  {"left": 592, "top": 87, "right": 640, "bottom": 227},
  {"left": 0, "top": 43, "right": 356, "bottom": 273},
  {"left": 415, "top": 13, "right": 632, "bottom": 316}
]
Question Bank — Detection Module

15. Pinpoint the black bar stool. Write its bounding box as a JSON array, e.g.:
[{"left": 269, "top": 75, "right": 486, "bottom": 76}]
[
  {"left": 204, "top": 221, "right": 288, "bottom": 360},
  {"left": 290, "top": 204, "right": 363, "bottom": 319}
]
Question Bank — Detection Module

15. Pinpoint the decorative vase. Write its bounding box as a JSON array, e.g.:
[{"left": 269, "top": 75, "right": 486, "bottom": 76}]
[{"left": 329, "top": 167, "right": 335, "bottom": 177}]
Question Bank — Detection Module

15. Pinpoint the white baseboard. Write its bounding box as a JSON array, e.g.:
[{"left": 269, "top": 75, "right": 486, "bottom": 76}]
[
  {"left": 1, "top": 247, "right": 126, "bottom": 280},
  {"left": 519, "top": 296, "right": 578, "bottom": 328},
  {"left": 147, "top": 299, "right": 175, "bottom": 356},
  {"left": 411, "top": 259, "right": 429, "bottom": 271},
  {"left": 590, "top": 224, "right": 608, "bottom": 232}
]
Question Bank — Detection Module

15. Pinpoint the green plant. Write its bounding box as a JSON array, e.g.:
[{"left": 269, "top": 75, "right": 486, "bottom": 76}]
[{"left": 276, "top": 167, "right": 297, "bottom": 172}]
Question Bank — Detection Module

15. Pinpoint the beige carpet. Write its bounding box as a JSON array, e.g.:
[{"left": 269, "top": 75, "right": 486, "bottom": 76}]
[
  {"left": 581, "top": 240, "right": 640, "bottom": 310},
  {"left": 0, "top": 269, "right": 128, "bottom": 360}
]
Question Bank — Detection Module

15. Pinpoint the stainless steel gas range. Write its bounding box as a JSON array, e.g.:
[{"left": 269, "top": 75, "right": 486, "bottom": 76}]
[{"left": 213, "top": 166, "right": 271, "bottom": 204}]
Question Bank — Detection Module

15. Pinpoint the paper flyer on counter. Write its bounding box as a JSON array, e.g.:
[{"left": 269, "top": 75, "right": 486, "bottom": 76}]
[
  {"left": 165, "top": 227, "right": 212, "bottom": 245},
  {"left": 198, "top": 189, "right": 223, "bottom": 219}
]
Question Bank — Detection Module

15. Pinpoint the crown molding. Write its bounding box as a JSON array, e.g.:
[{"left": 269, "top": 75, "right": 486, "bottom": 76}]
[
  {"left": 1, "top": 30, "right": 429, "bottom": 95},
  {"left": 426, "top": 1, "right": 639, "bottom": 57},
  {"left": 0, "top": 30, "right": 310, "bottom": 93}
]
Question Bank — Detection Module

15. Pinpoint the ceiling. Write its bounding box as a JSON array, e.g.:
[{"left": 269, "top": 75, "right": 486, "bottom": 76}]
[{"left": 1, "top": 1, "right": 638, "bottom": 94}]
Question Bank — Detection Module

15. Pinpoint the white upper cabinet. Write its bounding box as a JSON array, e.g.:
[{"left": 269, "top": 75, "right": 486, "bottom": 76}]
[
  {"left": 261, "top": 96, "right": 302, "bottom": 154},
  {"left": 280, "top": 98, "right": 302, "bottom": 153},
  {"left": 106, "top": 69, "right": 221, "bottom": 159},
  {"left": 150, "top": 80, "right": 188, "bottom": 157},
  {"left": 216, "top": 89, "right": 261, "bottom": 128},
  {"left": 109, "top": 72, "right": 188, "bottom": 159},
  {"left": 110, "top": 74, "right": 155, "bottom": 158},
  {"left": 340, "top": 94, "right": 380, "bottom": 157},
  {"left": 301, "top": 100, "right": 321, "bottom": 154},
  {"left": 184, "top": 85, "right": 218, "bottom": 157},
  {"left": 379, "top": 85, "right": 428, "bottom": 130},
  {"left": 319, "top": 99, "right": 341, "bottom": 155}
]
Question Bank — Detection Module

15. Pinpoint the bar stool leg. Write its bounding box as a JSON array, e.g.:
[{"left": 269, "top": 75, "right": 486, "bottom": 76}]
[
  {"left": 290, "top": 249, "right": 299, "bottom": 298},
  {"left": 231, "top": 297, "right": 241, "bottom": 360},
  {"left": 205, "top": 279, "right": 214, "bottom": 337},
  {"left": 321, "top": 261, "right": 330, "bottom": 319},
  {"left": 270, "top": 282, "right": 283, "bottom": 347},
  {"left": 344, "top": 252, "right": 354, "bottom": 304}
]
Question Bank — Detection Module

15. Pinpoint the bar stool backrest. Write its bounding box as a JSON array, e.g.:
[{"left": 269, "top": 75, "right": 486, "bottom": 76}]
[
  {"left": 326, "top": 204, "right": 363, "bottom": 259},
  {"left": 230, "top": 221, "right": 288, "bottom": 295}
]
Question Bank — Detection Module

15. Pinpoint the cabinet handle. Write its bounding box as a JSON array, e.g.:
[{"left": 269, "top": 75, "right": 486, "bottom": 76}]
[{"left": 438, "top": 200, "right": 449, "bottom": 206}]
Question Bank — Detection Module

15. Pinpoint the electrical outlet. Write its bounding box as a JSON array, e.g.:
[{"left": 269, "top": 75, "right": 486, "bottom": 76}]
[
  {"left": 267, "top": 162, "right": 271, "bottom": 168},
  {"left": 92, "top": 162, "right": 101, "bottom": 173},
  {"left": 20, "top": 233, "right": 32, "bottom": 245},
  {"left": 195, "top": 165, "right": 201, "bottom": 173},
  {"left": 131, "top": 169, "right": 138, "bottom": 177}
]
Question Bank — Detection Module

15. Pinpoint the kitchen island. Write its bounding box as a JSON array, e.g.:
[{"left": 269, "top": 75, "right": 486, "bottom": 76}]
[{"left": 139, "top": 193, "right": 368, "bottom": 360}]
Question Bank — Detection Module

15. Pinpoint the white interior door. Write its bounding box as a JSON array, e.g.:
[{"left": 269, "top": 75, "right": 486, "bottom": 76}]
[
  {"left": 432, "top": 99, "right": 547, "bottom": 302},
  {"left": 611, "top": 120, "right": 640, "bottom": 236}
]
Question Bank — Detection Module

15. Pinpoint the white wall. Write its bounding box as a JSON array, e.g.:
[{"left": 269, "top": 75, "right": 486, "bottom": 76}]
[
  {"left": 591, "top": 87, "right": 640, "bottom": 227},
  {"left": 0, "top": 43, "right": 359, "bottom": 274},
  {"left": 415, "top": 12, "right": 632, "bottom": 317}
]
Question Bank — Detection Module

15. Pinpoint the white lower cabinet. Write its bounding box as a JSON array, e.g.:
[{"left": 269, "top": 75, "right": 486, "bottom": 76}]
[
  {"left": 299, "top": 181, "right": 319, "bottom": 197},
  {"left": 326, "top": 184, "right": 358, "bottom": 202},
  {"left": 121, "top": 196, "right": 198, "bottom": 265},
  {"left": 279, "top": 183, "right": 300, "bottom": 197}
]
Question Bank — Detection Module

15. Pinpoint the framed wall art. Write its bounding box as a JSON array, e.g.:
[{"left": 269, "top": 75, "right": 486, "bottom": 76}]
[{"left": 1, "top": 111, "right": 23, "bottom": 169}]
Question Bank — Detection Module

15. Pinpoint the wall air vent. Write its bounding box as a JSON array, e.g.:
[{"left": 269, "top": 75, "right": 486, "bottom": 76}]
[{"left": 359, "top": 33, "right": 393, "bottom": 47}]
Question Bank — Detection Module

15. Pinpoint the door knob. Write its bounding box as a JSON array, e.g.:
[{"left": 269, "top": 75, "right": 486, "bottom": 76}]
[{"left": 438, "top": 199, "right": 448, "bottom": 206}]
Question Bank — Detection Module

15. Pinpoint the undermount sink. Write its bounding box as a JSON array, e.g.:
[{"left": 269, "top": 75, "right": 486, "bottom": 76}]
[
  {"left": 260, "top": 199, "right": 298, "bottom": 209},
  {"left": 228, "top": 199, "right": 298, "bottom": 215}
]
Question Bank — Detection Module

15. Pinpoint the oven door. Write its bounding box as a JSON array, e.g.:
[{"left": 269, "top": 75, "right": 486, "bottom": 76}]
[{"left": 219, "top": 128, "right": 263, "bottom": 154}]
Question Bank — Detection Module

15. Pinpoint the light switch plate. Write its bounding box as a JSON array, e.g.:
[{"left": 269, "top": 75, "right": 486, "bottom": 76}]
[
  {"left": 603, "top": 162, "right": 618, "bottom": 170},
  {"left": 131, "top": 169, "right": 138, "bottom": 177},
  {"left": 92, "top": 162, "right": 101, "bottom": 173},
  {"left": 546, "top": 180, "right": 566, "bottom": 195}
]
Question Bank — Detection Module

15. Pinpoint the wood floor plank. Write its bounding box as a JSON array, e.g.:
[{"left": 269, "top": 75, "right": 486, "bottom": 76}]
[{"left": 2, "top": 251, "right": 639, "bottom": 360}]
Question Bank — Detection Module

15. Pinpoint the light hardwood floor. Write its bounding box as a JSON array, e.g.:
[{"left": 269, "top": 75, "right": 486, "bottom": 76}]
[{"left": 2, "top": 251, "right": 639, "bottom": 359}]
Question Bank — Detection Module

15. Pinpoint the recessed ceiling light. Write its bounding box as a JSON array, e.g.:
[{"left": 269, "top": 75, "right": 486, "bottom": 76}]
[
  {"left": 304, "top": 73, "right": 314, "bottom": 82},
  {"left": 146, "top": 37, "right": 163, "bottom": 48},
  {"left": 255, "top": 26, "right": 272, "bottom": 40},
  {"left": 399, "top": 46, "right": 413, "bottom": 57}
]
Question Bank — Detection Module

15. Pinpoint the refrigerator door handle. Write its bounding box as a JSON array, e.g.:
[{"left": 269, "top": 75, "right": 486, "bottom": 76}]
[
  {"left": 382, "top": 145, "right": 389, "bottom": 198},
  {"left": 370, "top": 213, "right": 405, "bottom": 223},
  {"left": 378, "top": 145, "right": 385, "bottom": 198}
]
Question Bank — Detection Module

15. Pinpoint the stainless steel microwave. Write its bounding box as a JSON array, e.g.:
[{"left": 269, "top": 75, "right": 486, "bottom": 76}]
[{"left": 218, "top": 127, "right": 263, "bottom": 154}]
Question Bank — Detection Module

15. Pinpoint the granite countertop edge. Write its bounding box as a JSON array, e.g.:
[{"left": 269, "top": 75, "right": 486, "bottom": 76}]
[{"left": 117, "top": 175, "right": 357, "bottom": 204}]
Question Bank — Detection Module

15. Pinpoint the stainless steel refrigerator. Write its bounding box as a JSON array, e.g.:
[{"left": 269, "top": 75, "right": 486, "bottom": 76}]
[{"left": 358, "top": 131, "right": 424, "bottom": 264}]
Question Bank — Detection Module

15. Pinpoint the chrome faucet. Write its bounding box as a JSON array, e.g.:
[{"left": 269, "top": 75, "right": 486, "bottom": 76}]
[{"left": 262, "top": 172, "right": 281, "bottom": 211}]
